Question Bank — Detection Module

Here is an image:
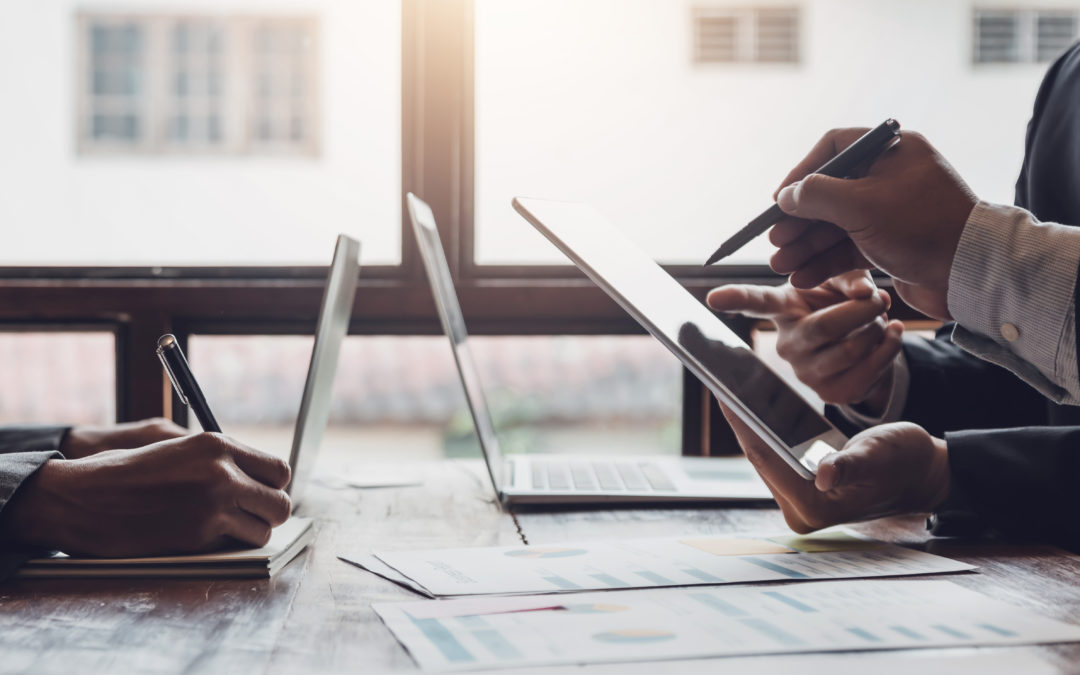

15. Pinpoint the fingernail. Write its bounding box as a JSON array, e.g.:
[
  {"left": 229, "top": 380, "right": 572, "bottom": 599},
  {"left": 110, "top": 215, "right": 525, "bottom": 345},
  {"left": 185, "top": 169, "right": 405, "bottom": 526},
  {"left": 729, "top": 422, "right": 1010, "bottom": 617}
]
[{"left": 777, "top": 182, "right": 800, "bottom": 212}]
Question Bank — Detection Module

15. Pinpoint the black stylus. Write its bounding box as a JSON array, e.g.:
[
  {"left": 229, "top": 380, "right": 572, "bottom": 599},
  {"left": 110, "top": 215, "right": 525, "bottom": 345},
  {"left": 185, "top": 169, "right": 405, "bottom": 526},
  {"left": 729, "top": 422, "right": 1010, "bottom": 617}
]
[
  {"left": 156, "top": 334, "right": 222, "bottom": 433},
  {"left": 704, "top": 118, "right": 902, "bottom": 266}
]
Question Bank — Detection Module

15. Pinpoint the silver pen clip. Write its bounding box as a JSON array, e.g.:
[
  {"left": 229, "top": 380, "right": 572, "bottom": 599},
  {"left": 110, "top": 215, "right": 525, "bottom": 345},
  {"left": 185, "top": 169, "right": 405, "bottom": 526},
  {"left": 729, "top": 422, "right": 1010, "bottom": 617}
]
[{"left": 156, "top": 341, "right": 189, "bottom": 406}]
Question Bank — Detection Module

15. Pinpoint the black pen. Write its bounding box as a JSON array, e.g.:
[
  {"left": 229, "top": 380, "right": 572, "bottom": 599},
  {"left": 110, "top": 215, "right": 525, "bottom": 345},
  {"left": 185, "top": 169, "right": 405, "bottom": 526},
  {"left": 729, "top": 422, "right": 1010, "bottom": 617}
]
[
  {"left": 704, "top": 118, "right": 902, "bottom": 266},
  {"left": 156, "top": 334, "right": 222, "bottom": 433}
]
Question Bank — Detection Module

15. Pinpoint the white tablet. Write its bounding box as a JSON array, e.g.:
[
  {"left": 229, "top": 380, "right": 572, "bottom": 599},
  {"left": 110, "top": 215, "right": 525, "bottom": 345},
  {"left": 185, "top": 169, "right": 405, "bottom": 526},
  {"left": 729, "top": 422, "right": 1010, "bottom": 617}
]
[{"left": 512, "top": 197, "right": 846, "bottom": 479}]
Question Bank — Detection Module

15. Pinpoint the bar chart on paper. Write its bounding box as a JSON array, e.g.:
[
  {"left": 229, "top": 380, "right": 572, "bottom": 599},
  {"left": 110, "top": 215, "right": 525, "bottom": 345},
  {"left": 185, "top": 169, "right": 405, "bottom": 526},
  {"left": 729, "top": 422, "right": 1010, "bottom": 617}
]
[
  {"left": 342, "top": 528, "right": 974, "bottom": 597},
  {"left": 373, "top": 579, "right": 1080, "bottom": 672}
]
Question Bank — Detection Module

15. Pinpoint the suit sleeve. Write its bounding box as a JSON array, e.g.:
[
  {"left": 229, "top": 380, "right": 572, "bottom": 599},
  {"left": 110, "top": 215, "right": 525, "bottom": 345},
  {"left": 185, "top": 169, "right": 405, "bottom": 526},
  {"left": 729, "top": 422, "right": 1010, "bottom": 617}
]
[
  {"left": 0, "top": 426, "right": 69, "bottom": 581},
  {"left": 826, "top": 329, "right": 1051, "bottom": 437},
  {"left": 899, "top": 329, "right": 1052, "bottom": 437},
  {"left": 937, "top": 426, "right": 1080, "bottom": 551}
]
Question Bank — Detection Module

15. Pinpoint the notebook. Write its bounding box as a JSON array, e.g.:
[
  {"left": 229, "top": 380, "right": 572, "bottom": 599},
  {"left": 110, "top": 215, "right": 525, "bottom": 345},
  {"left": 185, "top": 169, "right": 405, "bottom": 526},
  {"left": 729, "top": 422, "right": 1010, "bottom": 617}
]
[{"left": 16, "top": 517, "right": 314, "bottom": 579}]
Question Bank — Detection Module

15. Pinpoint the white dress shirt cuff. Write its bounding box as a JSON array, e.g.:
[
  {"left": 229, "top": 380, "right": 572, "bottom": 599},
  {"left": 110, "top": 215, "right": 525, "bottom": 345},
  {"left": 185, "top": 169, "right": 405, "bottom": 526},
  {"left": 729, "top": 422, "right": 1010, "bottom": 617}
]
[
  {"left": 835, "top": 351, "right": 910, "bottom": 429},
  {"left": 947, "top": 201, "right": 1080, "bottom": 405}
]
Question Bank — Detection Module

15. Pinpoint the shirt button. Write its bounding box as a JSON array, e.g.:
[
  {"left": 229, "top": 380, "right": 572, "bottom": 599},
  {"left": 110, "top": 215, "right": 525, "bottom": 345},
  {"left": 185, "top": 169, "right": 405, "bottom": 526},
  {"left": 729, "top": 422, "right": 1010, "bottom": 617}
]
[{"left": 1001, "top": 323, "right": 1020, "bottom": 342}]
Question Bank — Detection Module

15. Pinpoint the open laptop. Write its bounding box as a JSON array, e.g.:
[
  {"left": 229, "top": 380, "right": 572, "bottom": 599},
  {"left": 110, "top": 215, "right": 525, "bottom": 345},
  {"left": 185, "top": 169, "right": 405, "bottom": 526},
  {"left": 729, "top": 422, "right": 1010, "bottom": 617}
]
[
  {"left": 286, "top": 233, "right": 360, "bottom": 507},
  {"left": 405, "top": 193, "right": 772, "bottom": 505}
]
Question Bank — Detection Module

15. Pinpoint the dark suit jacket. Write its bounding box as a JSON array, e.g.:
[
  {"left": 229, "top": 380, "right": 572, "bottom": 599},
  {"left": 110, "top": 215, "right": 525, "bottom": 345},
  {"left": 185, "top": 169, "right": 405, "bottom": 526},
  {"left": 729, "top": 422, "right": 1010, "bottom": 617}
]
[
  {"left": 0, "top": 426, "right": 68, "bottom": 579},
  {"left": 832, "top": 41, "right": 1080, "bottom": 552}
]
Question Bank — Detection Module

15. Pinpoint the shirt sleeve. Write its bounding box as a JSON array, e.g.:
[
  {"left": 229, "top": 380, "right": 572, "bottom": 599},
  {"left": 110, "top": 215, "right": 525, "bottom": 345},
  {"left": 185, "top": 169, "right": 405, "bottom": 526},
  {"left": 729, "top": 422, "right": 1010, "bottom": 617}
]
[
  {"left": 947, "top": 201, "right": 1080, "bottom": 405},
  {"left": 834, "top": 352, "right": 911, "bottom": 430}
]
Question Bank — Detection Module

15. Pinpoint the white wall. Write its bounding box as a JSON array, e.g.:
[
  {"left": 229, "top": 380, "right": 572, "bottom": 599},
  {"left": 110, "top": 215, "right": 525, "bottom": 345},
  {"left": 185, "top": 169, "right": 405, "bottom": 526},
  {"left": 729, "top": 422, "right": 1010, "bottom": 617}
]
[
  {"left": 474, "top": 0, "right": 1065, "bottom": 264},
  {"left": 0, "top": 0, "right": 401, "bottom": 266}
]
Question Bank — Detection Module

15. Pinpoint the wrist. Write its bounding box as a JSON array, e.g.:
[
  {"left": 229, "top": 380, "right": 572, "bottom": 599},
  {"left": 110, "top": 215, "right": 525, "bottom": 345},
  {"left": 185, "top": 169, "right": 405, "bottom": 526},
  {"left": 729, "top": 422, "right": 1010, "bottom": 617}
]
[
  {"left": 59, "top": 427, "right": 97, "bottom": 460},
  {"left": 925, "top": 435, "right": 951, "bottom": 512},
  {"left": 0, "top": 459, "right": 77, "bottom": 551},
  {"left": 852, "top": 365, "right": 895, "bottom": 418}
]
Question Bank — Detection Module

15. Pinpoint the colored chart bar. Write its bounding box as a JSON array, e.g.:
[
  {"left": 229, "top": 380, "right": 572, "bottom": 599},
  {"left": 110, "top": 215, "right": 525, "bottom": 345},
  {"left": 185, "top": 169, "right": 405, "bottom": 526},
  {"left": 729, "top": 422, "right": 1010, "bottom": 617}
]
[
  {"left": 763, "top": 590, "right": 817, "bottom": 613},
  {"left": 409, "top": 617, "right": 475, "bottom": 663},
  {"left": 743, "top": 557, "right": 810, "bottom": 579}
]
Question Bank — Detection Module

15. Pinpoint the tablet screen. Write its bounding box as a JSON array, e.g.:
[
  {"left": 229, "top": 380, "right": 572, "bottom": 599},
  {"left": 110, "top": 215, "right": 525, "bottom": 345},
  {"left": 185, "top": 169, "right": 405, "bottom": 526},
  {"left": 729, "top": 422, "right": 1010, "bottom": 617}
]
[{"left": 513, "top": 198, "right": 834, "bottom": 450}]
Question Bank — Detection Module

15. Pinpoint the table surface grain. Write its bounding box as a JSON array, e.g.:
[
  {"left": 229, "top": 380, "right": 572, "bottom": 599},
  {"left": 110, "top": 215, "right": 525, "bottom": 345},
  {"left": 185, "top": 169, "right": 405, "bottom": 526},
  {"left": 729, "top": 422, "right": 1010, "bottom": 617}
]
[{"left": 2, "top": 460, "right": 1079, "bottom": 674}]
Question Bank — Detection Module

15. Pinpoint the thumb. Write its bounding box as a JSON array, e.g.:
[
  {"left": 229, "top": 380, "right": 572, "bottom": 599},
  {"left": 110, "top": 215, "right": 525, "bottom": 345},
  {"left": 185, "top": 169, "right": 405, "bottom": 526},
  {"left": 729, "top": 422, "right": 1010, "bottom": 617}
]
[
  {"left": 813, "top": 437, "right": 884, "bottom": 492},
  {"left": 776, "top": 174, "right": 865, "bottom": 230}
]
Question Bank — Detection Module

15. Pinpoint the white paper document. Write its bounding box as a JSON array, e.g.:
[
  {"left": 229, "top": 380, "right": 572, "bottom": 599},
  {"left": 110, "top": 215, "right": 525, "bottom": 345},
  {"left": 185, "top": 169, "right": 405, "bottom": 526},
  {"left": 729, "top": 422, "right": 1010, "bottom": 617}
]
[
  {"left": 373, "top": 579, "right": 1080, "bottom": 672},
  {"left": 342, "top": 528, "right": 974, "bottom": 597}
]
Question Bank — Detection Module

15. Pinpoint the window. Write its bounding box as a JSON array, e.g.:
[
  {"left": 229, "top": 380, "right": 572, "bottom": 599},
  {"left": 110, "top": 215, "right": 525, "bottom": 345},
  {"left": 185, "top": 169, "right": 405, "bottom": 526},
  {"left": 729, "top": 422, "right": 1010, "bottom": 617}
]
[
  {"left": 79, "top": 14, "right": 318, "bottom": 155},
  {"left": 693, "top": 7, "right": 800, "bottom": 64},
  {"left": 0, "top": 332, "right": 116, "bottom": 426},
  {"left": 33, "top": 8, "right": 398, "bottom": 266},
  {"left": 85, "top": 20, "right": 145, "bottom": 146},
  {"left": 974, "top": 8, "right": 1080, "bottom": 64},
  {"left": 167, "top": 20, "right": 226, "bottom": 147},
  {"left": 187, "top": 335, "right": 681, "bottom": 463},
  {"left": 474, "top": 1, "right": 1049, "bottom": 266},
  {"left": 251, "top": 19, "right": 319, "bottom": 151}
]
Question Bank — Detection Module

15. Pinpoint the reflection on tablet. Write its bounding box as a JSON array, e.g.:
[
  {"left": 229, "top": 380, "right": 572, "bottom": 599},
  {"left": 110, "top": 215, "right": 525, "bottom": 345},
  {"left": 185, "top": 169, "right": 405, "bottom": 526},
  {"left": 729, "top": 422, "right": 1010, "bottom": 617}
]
[{"left": 677, "top": 323, "right": 829, "bottom": 447}]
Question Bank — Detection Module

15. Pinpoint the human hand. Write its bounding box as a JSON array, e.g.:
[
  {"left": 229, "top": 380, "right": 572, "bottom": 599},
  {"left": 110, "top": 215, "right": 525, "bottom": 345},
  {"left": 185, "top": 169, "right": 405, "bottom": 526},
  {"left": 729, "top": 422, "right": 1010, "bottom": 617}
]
[
  {"left": 1, "top": 433, "right": 291, "bottom": 556},
  {"left": 768, "top": 128, "right": 977, "bottom": 320},
  {"left": 720, "top": 403, "right": 949, "bottom": 533},
  {"left": 707, "top": 271, "right": 903, "bottom": 413},
  {"left": 60, "top": 417, "right": 188, "bottom": 459}
]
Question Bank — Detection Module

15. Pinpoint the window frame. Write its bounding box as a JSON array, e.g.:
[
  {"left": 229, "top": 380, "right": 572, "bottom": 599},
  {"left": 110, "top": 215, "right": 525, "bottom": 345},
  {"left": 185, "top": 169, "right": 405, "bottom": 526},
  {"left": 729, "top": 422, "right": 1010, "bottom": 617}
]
[{"left": 4, "top": 1, "right": 919, "bottom": 453}]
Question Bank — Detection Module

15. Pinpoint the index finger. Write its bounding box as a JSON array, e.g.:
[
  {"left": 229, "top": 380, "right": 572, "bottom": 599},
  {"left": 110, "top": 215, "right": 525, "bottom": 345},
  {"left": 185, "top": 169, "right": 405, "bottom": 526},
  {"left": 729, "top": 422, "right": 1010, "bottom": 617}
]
[
  {"left": 222, "top": 437, "right": 292, "bottom": 490},
  {"left": 773, "top": 128, "right": 872, "bottom": 197},
  {"left": 706, "top": 284, "right": 803, "bottom": 321}
]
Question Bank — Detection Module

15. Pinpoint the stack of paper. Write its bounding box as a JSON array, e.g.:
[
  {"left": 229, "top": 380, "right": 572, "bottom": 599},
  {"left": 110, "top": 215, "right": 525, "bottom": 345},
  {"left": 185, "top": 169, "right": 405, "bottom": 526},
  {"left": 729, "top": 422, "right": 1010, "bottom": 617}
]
[
  {"left": 342, "top": 528, "right": 974, "bottom": 597},
  {"left": 373, "top": 579, "right": 1080, "bottom": 672},
  {"left": 18, "top": 516, "right": 314, "bottom": 579}
]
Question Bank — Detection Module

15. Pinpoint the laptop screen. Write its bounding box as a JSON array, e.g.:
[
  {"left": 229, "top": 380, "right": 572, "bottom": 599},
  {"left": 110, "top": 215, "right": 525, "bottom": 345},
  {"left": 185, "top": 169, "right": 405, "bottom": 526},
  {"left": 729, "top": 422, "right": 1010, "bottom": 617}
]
[
  {"left": 288, "top": 234, "right": 360, "bottom": 505},
  {"left": 407, "top": 194, "right": 506, "bottom": 492}
]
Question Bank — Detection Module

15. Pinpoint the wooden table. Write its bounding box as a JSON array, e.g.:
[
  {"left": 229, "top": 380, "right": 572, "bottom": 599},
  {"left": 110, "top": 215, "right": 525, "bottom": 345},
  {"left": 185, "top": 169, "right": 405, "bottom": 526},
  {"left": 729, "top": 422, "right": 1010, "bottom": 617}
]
[{"left": 3, "top": 460, "right": 1079, "bottom": 674}]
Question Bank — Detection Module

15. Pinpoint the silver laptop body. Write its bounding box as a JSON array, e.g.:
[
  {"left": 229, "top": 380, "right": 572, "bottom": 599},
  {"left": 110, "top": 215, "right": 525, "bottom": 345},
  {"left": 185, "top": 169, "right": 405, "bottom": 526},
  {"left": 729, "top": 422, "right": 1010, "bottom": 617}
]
[
  {"left": 406, "top": 193, "right": 771, "bottom": 505},
  {"left": 287, "top": 234, "right": 360, "bottom": 507}
]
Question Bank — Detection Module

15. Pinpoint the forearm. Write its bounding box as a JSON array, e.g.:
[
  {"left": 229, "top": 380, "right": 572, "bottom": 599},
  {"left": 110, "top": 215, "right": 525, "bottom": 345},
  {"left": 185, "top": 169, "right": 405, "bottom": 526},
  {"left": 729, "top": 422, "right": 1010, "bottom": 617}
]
[{"left": 948, "top": 201, "right": 1080, "bottom": 404}]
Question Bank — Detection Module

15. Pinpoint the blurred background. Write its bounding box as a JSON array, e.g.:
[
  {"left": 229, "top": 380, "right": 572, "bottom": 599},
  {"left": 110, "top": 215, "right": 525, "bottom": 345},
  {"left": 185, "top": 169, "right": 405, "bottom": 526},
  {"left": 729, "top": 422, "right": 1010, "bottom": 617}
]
[{"left": 0, "top": 0, "right": 1070, "bottom": 464}]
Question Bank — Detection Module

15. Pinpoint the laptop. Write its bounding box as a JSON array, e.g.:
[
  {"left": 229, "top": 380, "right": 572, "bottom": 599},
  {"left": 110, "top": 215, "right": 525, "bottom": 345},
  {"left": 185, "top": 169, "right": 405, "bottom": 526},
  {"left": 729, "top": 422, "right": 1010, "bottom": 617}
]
[
  {"left": 286, "top": 233, "right": 360, "bottom": 507},
  {"left": 512, "top": 197, "right": 849, "bottom": 481},
  {"left": 405, "top": 193, "right": 772, "bottom": 505}
]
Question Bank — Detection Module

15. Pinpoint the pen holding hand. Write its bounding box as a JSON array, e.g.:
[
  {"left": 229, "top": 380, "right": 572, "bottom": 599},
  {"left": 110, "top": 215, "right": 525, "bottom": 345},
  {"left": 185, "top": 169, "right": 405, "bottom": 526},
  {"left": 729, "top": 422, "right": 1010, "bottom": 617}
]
[
  {"left": 704, "top": 118, "right": 902, "bottom": 266},
  {"left": 766, "top": 128, "right": 978, "bottom": 320}
]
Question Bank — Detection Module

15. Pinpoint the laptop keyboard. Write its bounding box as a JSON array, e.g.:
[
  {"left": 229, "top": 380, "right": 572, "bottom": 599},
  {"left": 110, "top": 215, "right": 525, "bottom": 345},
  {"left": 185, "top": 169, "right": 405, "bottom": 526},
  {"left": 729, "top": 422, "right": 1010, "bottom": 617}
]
[{"left": 530, "top": 460, "right": 676, "bottom": 492}]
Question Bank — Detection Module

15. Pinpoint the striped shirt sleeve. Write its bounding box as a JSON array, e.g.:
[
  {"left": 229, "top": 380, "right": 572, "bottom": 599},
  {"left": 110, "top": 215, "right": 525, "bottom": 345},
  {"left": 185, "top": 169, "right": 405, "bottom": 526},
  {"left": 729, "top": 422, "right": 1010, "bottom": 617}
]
[{"left": 947, "top": 201, "right": 1080, "bottom": 404}]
